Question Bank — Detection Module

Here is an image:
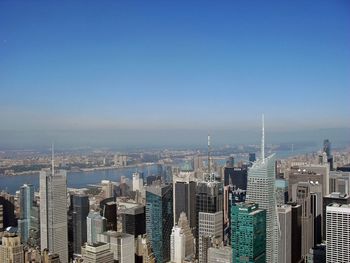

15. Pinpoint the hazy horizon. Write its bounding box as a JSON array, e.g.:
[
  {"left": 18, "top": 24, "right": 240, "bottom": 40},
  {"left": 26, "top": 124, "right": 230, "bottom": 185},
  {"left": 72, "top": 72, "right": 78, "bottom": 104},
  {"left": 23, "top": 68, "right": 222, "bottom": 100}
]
[{"left": 0, "top": 127, "right": 349, "bottom": 151}]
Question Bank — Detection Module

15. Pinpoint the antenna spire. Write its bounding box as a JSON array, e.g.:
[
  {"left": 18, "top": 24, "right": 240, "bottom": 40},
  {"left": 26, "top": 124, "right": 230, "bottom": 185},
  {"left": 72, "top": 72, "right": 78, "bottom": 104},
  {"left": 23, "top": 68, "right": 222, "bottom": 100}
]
[
  {"left": 51, "top": 143, "right": 55, "bottom": 176},
  {"left": 207, "top": 134, "right": 211, "bottom": 175},
  {"left": 261, "top": 114, "right": 265, "bottom": 162}
]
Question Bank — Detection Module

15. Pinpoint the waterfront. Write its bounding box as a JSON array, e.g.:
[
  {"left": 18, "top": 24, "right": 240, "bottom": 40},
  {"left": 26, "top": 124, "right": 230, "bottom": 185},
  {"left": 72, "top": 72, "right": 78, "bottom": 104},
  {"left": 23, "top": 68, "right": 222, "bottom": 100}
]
[{"left": 0, "top": 165, "right": 158, "bottom": 194}]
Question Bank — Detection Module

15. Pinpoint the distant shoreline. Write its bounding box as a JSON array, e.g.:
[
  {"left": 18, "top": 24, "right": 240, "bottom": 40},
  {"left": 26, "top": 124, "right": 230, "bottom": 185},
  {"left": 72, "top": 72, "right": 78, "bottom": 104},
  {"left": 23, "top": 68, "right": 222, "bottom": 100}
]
[{"left": 0, "top": 163, "right": 155, "bottom": 177}]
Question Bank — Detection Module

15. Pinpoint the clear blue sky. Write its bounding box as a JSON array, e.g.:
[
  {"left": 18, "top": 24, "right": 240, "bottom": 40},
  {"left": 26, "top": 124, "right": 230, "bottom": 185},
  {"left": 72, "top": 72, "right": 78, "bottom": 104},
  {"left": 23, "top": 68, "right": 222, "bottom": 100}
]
[{"left": 0, "top": 1, "right": 349, "bottom": 147}]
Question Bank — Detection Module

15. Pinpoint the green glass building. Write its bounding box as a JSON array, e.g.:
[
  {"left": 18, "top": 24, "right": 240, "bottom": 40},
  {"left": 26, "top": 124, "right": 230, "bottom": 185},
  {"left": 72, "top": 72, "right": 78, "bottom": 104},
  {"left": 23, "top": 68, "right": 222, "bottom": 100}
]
[
  {"left": 231, "top": 203, "right": 266, "bottom": 263},
  {"left": 146, "top": 183, "right": 173, "bottom": 263}
]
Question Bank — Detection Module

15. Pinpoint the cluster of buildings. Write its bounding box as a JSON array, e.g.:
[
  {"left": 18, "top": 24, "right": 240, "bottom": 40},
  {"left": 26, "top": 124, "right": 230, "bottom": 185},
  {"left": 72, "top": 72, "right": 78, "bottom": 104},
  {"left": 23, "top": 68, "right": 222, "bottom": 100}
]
[{"left": 1, "top": 122, "right": 350, "bottom": 262}]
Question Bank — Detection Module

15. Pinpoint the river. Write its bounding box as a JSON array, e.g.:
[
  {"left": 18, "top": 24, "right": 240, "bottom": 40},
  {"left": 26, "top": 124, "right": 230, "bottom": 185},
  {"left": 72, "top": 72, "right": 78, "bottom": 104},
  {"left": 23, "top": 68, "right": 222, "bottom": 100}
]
[{"left": 0, "top": 165, "right": 158, "bottom": 194}]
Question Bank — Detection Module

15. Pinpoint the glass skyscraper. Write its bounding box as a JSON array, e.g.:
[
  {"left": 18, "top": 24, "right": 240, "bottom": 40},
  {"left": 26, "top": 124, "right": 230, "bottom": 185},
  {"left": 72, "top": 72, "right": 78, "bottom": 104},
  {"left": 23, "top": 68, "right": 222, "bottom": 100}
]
[
  {"left": 146, "top": 183, "right": 173, "bottom": 263},
  {"left": 18, "top": 184, "right": 34, "bottom": 244},
  {"left": 231, "top": 203, "right": 266, "bottom": 263},
  {"left": 246, "top": 154, "right": 280, "bottom": 263},
  {"left": 72, "top": 194, "right": 89, "bottom": 255}
]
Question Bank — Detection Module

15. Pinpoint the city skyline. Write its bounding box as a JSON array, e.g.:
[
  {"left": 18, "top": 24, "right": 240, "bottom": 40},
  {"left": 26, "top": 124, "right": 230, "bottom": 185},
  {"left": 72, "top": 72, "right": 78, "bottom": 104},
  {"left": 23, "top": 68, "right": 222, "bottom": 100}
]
[{"left": 0, "top": 1, "right": 349, "bottom": 148}]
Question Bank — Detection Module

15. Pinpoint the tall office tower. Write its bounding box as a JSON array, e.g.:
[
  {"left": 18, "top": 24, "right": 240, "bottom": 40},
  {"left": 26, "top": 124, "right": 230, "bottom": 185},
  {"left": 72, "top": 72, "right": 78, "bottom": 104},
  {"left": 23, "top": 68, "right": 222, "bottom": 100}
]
[
  {"left": 0, "top": 231, "right": 24, "bottom": 263},
  {"left": 231, "top": 203, "right": 266, "bottom": 263},
  {"left": 40, "top": 166, "right": 68, "bottom": 263},
  {"left": 323, "top": 139, "right": 333, "bottom": 170},
  {"left": 277, "top": 205, "right": 292, "bottom": 263},
  {"left": 146, "top": 183, "right": 173, "bottom": 263},
  {"left": 101, "top": 180, "right": 114, "bottom": 198},
  {"left": 72, "top": 195, "right": 89, "bottom": 255},
  {"left": 18, "top": 184, "right": 34, "bottom": 244},
  {"left": 196, "top": 180, "right": 223, "bottom": 215},
  {"left": 0, "top": 196, "right": 16, "bottom": 229},
  {"left": 196, "top": 178, "right": 223, "bottom": 257},
  {"left": 121, "top": 205, "right": 146, "bottom": 237},
  {"left": 170, "top": 212, "right": 194, "bottom": 263},
  {"left": 309, "top": 182, "right": 323, "bottom": 246},
  {"left": 28, "top": 205, "right": 40, "bottom": 248},
  {"left": 98, "top": 231, "right": 135, "bottom": 263},
  {"left": 326, "top": 203, "right": 350, "bottom": 263},
  {"left": 275, "top": 179, "right": 288, "bottom": 205},
  {"left": 249, "top": 153, "right": 256, "bottom": 163},
  {"left": 223, "top": 167, "right": 247, "bottom": 189},
  {"left": 245, "top": 116, "right": 279, "bottom": 263},
  {"left": 223, "top": 186, "right": 246, "bottom": 245},
  {"left": 292, "top": 182, "right": 314, "bottom": 258},
  {"left": 100, "top": 200, "right": 117, "bottom": 231},
  {"left": 286, "top": 202, "right": 302, "bottom": 263},
  {"left": 173, "top": 169, "right": 196, "bottom": 228},
  {"left": 170, "top": 225, "right": 185, "bottom": 263},
  {"left": 198, "top": 211, "right": 223, "bottom": 263},
  {"left": 81, "top": 242, "right": 114, "bottom": 263},
  {"left": 288, "top": 164, "right": 329, "bottom": 198},
  {"left": 133, "top": 172, "right": 144, "bottom": 192},
  {"left": 322, "top": 192, "right": 350, "bottom": 240},
  {"left": 329, "top": 170, "right": 350, "bottom": 195},
  {"left": 87, "top": 211, "right": 107, "bottom": 245}
]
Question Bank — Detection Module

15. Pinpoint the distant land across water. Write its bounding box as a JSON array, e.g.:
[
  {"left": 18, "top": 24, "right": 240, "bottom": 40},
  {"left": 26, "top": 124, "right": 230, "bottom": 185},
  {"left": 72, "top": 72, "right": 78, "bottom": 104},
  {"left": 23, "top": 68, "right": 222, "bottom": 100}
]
[{"left": 0, "top": 144, "right": 330, "bottom": 194}]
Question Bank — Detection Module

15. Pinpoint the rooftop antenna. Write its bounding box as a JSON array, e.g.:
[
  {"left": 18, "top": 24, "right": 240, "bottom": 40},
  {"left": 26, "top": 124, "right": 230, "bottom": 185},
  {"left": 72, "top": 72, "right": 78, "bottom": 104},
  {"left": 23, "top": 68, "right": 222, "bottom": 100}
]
[
  {"left": 261, "top": 114, "right": 265, "bottom": 163},
  {"left": 51, "top": 143, "right": 55, "bottom": 176},
  {"left": 208, "top": 134, "right": 211, "bottom": 175}
]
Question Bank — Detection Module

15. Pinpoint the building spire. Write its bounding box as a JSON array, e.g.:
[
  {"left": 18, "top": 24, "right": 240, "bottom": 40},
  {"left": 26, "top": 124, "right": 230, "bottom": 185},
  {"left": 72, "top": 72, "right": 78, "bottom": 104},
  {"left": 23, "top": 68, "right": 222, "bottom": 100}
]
[
  {"left": 207, "top": 134, "right": 211, "bottom": 175},
  {"left": 261, "top": 114, "right": 265, "bottom": 162},
  {"left": 52, "top": 143, "right": 55, "bottom": 176}
]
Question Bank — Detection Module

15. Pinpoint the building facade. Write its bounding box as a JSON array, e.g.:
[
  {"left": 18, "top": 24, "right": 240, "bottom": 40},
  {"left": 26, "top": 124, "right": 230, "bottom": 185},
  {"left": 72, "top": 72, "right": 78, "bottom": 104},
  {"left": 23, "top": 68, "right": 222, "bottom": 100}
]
[
  {"left": 146, "top": 184, "right": 173, "bottom": 263},
  {"left": 326, "top": 204, "right": 350, "bottom": 263},
  {"left": 18, "top": 184, "right": 34, "bottom": 244},
  {"left": 246, "top": 154, "right": 279, "bottom": 263},
  {"left": 40, "top": 168, "right": 68, "bottom": 263},
  {"left": 231, "top": 203, "right": 266, "bottom": 263},
  {"left": 277, "top": 205, "right": 291, "bottom": 263},
  {"left": 72, "top": 194, "right": 89, "bottom": 255}
]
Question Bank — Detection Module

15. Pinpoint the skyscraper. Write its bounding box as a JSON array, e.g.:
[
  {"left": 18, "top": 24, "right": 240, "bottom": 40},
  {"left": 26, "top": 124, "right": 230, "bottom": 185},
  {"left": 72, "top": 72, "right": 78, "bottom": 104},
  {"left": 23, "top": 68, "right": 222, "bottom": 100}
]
[
  {"left": 121, "top": 204, "right": 146, "bottom": 238},
  {"left": 245, "top": 115, "right": 280, "bottom": 263},
  {"left": 291, "top": 182, "right": 314, "bottom": 257},
  {"left": 223, "top": 167, "right": 247, "bottom": 190},
  {"left": 0, "top": 231, "right": 24, "bottom": 263},
  {"left": 277, "top": 205, "right": 291, "bottom": 263},
  {"left": 326, "top": 203, "right": 350, "bottom": 263},
  {"left": 275, "top": 179, "right": 288, "bottom": 205},
  {"left": 198, "top": 211, "right": 223, "bottom": 263},
  {"left": 287, "top": 202, "right": 302, "bottom": 263},
  {"left": 170, "top": 212, "right": 194, "bottom": 263},
  {"left": 72, "top": 194, "right": 89, "bottom": 255},
  {"left": 146, "top": 183, "right": 173, "bottom": 263},
  {"left": 132, "top": 172, "right": 144, "bottom": 192},
  {"left": 40, "top": 165, "right": 68, "bottom": 263},
  {"left": 323, "top": 139, "right": 333, "bottom": 170},
  {"left": 18, "top": 184, "right": 34, "bottom": 245},
  {"left": 231, "top": 203, "right": 266, "bottom": 263},
  {"left": 322, "top": 192, "right": 350, "bottom": 241},
  {"left": 173, "top": 169, "right": 196, "bottom": 229},
  {"left": 98, "top": 231, "right": 135, "bottom": 263},
  {"left": 87, "top": 211, "right": 107, "bottom": 245}
]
